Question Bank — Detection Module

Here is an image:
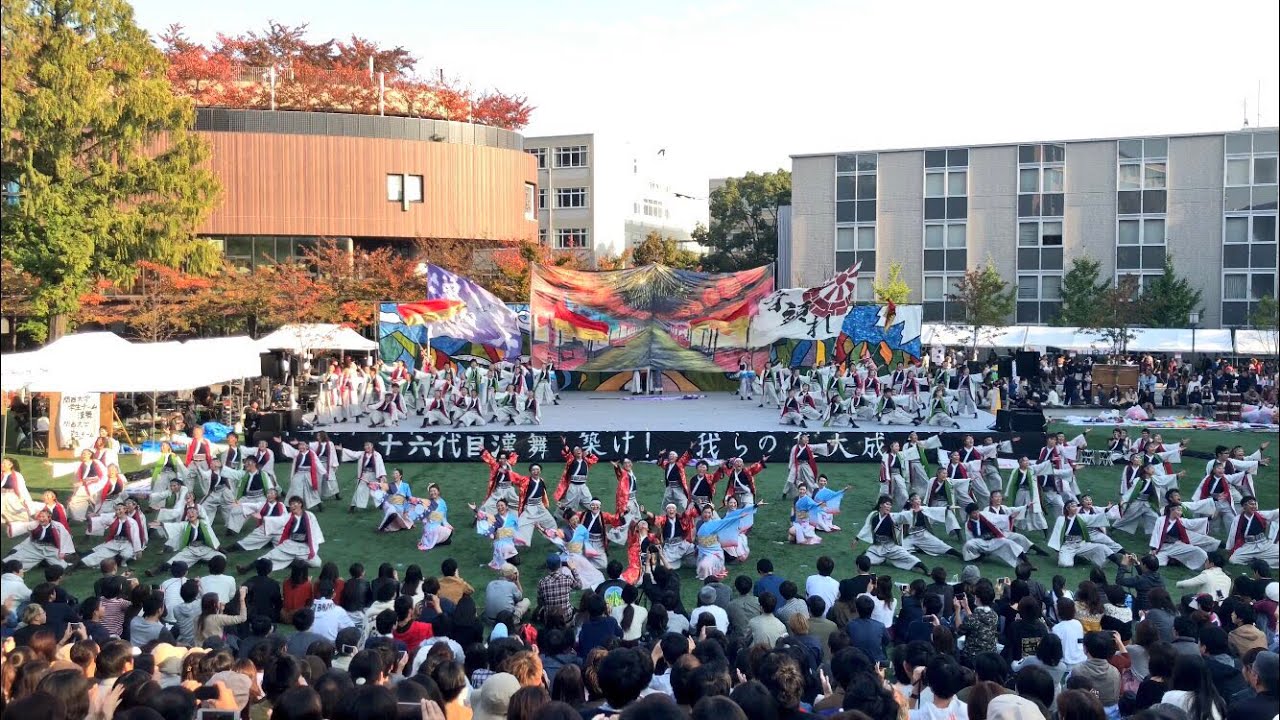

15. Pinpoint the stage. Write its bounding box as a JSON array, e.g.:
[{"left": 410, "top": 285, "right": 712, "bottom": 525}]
[{"left": 282, "top": 392, "right": 1041, "bottom": 464}]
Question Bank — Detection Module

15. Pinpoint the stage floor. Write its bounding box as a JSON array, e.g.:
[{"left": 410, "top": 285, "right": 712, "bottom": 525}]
[{"left": 309, "top": 392, "right": 999, "bottom": 434}]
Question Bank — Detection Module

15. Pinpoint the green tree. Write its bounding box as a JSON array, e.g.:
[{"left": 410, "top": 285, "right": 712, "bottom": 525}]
[
  {"left": 703, "top": 170, "right": 790, "bottom": 272},
  {"left": 1, "top": 0, "right": 221, "bottom": 340},
  {"left": 946, "top": 261, "right": 1015, "bottom": 356},
  {"left": 872, "top": 261, "right": 911, "bottom": 304},
  {"left": 1056, "top": 256, "right": 1107, "bottom": 327},
  {"left": 1140, "top": 255, "right": 1203, "bottom": 328},
  {"left": 630, "top": 231, "right": 701, "bottom": 270},
  {"left": 1086, "top": 275, "right": 1145, "bottom": 355},
  {"left": 1252, "top": 296, "right": 1278, "bottom": 329}
]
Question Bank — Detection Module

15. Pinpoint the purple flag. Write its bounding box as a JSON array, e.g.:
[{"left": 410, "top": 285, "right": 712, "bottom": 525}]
[{"left": 425, "top": 264, "right": 522, "bottom": 360}]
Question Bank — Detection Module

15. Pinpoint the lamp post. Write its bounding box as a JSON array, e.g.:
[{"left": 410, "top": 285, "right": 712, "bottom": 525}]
[{"left": 1189, "top": 311, "right": 1201, "bottom": 356}]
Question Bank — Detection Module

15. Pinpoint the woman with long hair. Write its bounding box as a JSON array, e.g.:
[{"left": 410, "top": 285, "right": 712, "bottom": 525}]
[
  {"left": 1074, "top": 581, "right": 1105, "bottom": 633},
  {"left": 611, "top": 584, "right": 647, "bottom": 643},
  {"left": 313, "top": 561, "right": 345, "bottom": 604},
  {"left": 282, "top": 559, "right": 314, "bottom": 624},
  {"left": 869, "top": 574, "right": 897, "bottom": 628},
  {"left": 643, "top": 603, "right": 670, "bottom": 643},
  {"left": 1162, "top": 654, "right": 1226, "bottom": 720},
  {"left": 549, "top": 664, "right": 586, "bottom": 708},
  {"left": 401, "top": 564, "right": 425, "bottom": 606},
  {"left": 195, "top": 588, "right": 247, "bottom": 644},
  {"left": 1058, "top": 688, "right": 1107, "bottom": 720}
]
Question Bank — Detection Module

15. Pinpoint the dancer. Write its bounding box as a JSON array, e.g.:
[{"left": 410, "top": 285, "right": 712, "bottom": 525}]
[
  {"left": 716, "top": 455, "right": 766, "bottom": 508},
  {"left": 452, "top": 388, "right": 485, "bottom": 428},
  {"left": 480, "top": 449, "right": 522, "bottom": 515},
  {"left": 184, "top": 426, "right": 215, "bottom": 479},
  {"left": 1149, "top": 503, "right": 1218, "bottom": 570},
  {"left": 1226, "top": 496, "right": 1278, "bottom": 568},
  {"left": 342, "top": 441, "right": 388, "bottom": 512},
  {"left": 823, "top": 382, "right": 857, "bottom": 428},
  {"left": 693, "top": 504, "right": 743, "bottom": 581},
  {"left": 736, "top": 356, "right": 756, "bottom": 402},
  {"left": 219, "top": 433, "right": 245, "bottom": 471},
  {"left": 783, "top": 434, "right": 837, "bottom": 499},
  {"left": 610, "top": 459, "right": 643, "bottom": 544},
  {"left": 1047, "top": 499, "right": 1123, "bottom": 568},
  {"left": 578, "top": 498, "right": 621, "bottom": 572},
  {"left": 150, "top": 477, "right": 192, "bottom": 525},
  {"left": 547, "top": 512, "right": 605, "bottom": 589},
  {"left": 903, "top": 432, "right": 941, "bottom": 498},
  {"left": 194, "top": 457, "right": 249, "bottom": 531},
  {"left": 879, "top": 441, "right": 909, "bottom": 509},
  {"left": 780, "top": 388, "right": 808, "bottom": 427},
  {"left": 276, "top": 437, "right": 324, "bottom": 510},
  {"left": 1113, "top": 461, "right": 1185, "bottom": 536},
  {"left": 1192, "top": 462, "right": 1251, "bottom": 534},
  {"left": 251, "top": 440, "right": 277, "bottom": 483},
  {"left": 310, "top": 432, "right": 341, "bottom": 501},
  {"left": 150, "top": 506, "right": 223, "bottom": 576},
  {"left": 901, "top": 493, "right": 964, "bottom": 560},
  {"left": 417, "top": 483, "right": 454, "bottom": 551},
  {"left": 759, "top": 361, "right": 784, "bottom": 408},
  {"left": 985, "top": 490, "right": 1048, "bottom": 557},
  {"left": 621, "top": 519, "right": 656, "bottom": 585},
  {"left": 534, "top": 361, "right": 560, "bottom": 407},
  {"left": 657, "top": 446, "right": 694, "bottom": 513},
  {"left": 77, "top": 504, "right": 144, "bottom": 570},
  {"left": 373, "top": 468, "right": 423, "bottom": 533},
  {"left": 229, "top": 488, "right": 287, "bottom": 554},
  {"left": 60, "top": 449, "right": 110, "bottom": 522},
  {"left": 923, "top": 387, "right": 960, "bottom": 428},
  {"left": 472, "top": 498, "right": 520, "bottom": 570},
  {"left": 1035, "top": 436, "right": 1072, "bottom": 520},
  {"left": 687, "top": 460, "right": 719, "bottom": 510},
  {"left": 421, "top": 390, "right": 452, "bottom": 428},
  {"left": 789, "top": 484, "right": 826, "bottom": 545},
  {"left": 811, "top": 476, "right": 847, "bottom": 532},
  {"left": 147, "top": 443, "right": 188, "bottom": 501},
  {"left": 955, "top": 366, "right": 978, "bottom": 417},
  {"left": 555, "top": 441, "right": 598, "bottom": 514},
  {"left": 3, "top": 509, "right": 75, "bottom": 570},
  {"left": 874, "top": 392, "right": 916, "bottom": 426},
  {"left": 961, "top": 502, "right": 1027, "bottom": 568},
  {"left": 368, "top": 384, "right": 409, "bottom": 428},
  {"left": 721, "top": 496, "right": 759, "bottom": 563},
  {"left": 654, "top": 503, "right": 697, "bottom": 569},
  {"left": 515, "top": 464, "right": 558, "bottom": 547},
  {"left": 852, "top": 496, "right": 928, "bottom": 572},
  {"left": 258, "top": 496, "right": 326, "bottom": 570},
  {"left": 0, "top": 457, "right": 33, "bottom": 526}
]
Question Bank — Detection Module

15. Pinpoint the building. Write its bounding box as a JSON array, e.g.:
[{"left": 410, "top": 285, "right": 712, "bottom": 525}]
[
  {"left": 194, "top": 108, "right": 538, "bottom": 267},
  {"left": 524, "top": 133, "right": 707, "bottom": 261},
  {"left": 788, "top": 127, "right": 1279, "bottom": 328}
]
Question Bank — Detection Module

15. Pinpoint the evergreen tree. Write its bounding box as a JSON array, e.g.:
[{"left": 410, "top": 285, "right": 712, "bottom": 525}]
[
  {"left": 1140, "top": 255, "right": 1203, "bottom": 328},
  {"left": 1056, "top": 256, "right": 1107, "bottom": 327},
  {"left": 947, "top": 261, "right": 1015, "bottom": 356},
  {"left": 1, "top": 0, "right": 220, "bottom": 340},
  {"left": 701, "top": 170, "right": 790, "bottom": 272}
]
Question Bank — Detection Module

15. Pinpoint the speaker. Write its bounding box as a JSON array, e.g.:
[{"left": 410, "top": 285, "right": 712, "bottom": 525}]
[
  {"left": 256, "top": 411, "right": 284, "bottom": 433},
  {"left": 994, "top": 409, "right": 1013, "bottom": 432},
  {"left": 1012, "top": 409, "right": 1047, "bottom": 432},
  {"left": 998, "top": 357, "right": 1015, "bottom": 381},
  {"left": 1016, "top": 351, "right": 1040, "bottom": 379},
  {"left": 260, "top": 353, "right": 282, "bottom": 380},
  {"left": 968, "top": 360, "right": 984, "bottom": 375}
]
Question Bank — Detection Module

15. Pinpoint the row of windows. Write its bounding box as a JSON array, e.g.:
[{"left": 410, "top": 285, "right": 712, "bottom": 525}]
[{"left": 526, "top": 146, "right": 590, "bottom": 169}]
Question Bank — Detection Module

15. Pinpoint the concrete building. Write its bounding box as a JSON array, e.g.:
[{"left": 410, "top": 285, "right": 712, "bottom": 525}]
[
  {"left": 524, "top": 133, "right": 707, "bottom": 261},
  {"left": 788, "top": 127, "right": 1278, "bottom": 328}
]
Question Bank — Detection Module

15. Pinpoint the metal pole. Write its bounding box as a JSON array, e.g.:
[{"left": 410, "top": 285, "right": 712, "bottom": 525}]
[
  {"left": 378, "top": 72, "right": 385, "bottom": 116},
  {"left": 269, "top": 66, "right": 277, "bottom": 111}
]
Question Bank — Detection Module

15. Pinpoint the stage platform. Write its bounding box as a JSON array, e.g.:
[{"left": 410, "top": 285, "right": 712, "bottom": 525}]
[{"left": 282, "top": 393, "right": 1040, "bottom": 463}]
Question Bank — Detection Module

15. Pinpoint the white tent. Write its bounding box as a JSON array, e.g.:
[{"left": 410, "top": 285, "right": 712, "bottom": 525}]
[
  {"left": 1235, "top": 329, "right": 1280, "bottom": 356},
  {"left": 0, "top": 332, "right": 135, "bottom": 391},
  {"left": 256, "top": 324, "right": 377, "bottom": 353},
  {"left": 1020, "top": 327, "right": 1111, "bottom": 352},
  {"left": 1124, "top": 328, "right": 1234, "bottom": 354},
  {"left": 923, "top": 324, "right": 1028, "bottom": 348}
]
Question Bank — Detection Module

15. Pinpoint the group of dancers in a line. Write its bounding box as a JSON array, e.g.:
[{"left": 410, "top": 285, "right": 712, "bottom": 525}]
[
  {"left": 4, "top": 425, "right": 1277, "bottom": 585},
  {"left": 2, "top": 427, "right": 324, "bottom": 577},
  {"left": 737, "top": 357, "right": 995, "bottom": 429},
  {"left": 313, "top": 356, "right": 559, "bottom": 429}
]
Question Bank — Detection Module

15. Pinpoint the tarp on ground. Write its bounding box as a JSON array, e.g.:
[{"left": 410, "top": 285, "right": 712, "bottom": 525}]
[
  {"left": 529, "top": 263, "right": 775, "bottom": 372},
  {"left": 256, "top": 324, "right": 377, "bottom": 353},
  {"left": 1235, "top": 329, "right": 1280, "bottom": 356}
]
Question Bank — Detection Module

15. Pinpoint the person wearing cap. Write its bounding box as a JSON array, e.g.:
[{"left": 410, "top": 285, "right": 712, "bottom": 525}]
[
  {"left": 1225, "top": 496, "right": 1278, "bottom": 569},
  {"left": 987, "top": 694, "right": 1047, "bottom": 720},
  {"left": 689, "top": 584, "right": 729, "bottom": 633},
  {"left": 472, "top": 672, "right": 520, "bottom": 720},
  {"left": 554, "top": 442, "right": 598, "bottom": 514},
  {"left": 1227, "top": 649, "right": 1278, "bottom": 720},
  {"left": 536, "top": 553, "right": 581, "bottom": 622},
  {"left": 483, "top": 565, "right": 529, "bottom": 623},
  {"left": 152, "top": 642, "right": 189, "bottom": 687},
  {"left": 1150, "top": 504, "right": 1218, "bottom": 571},
  {"left": 1048, "top": 499, "right": 1124, "bottom": 569},
  {"left": 961, "top": 502, "right": 1028, "bottom": 568}
]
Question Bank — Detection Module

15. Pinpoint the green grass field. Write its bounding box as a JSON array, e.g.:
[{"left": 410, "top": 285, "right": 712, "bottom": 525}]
[{"left": 5, "top": 423, "right": 1277, "bottom": 613}]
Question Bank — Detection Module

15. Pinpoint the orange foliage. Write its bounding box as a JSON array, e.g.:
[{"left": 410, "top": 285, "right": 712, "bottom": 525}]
[{"left": 77, "top": 261, "right": 214, "bottom": 342}]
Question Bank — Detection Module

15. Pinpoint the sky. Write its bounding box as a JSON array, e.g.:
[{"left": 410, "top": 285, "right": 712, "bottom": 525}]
[{"left": 129, "top": 0, "right": 1280, "bottom": 196}]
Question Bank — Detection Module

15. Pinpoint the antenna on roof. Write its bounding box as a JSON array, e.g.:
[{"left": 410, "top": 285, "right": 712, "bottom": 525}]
[{"left": 1242, "top": 98, "right": 1250, "bottom": 129}]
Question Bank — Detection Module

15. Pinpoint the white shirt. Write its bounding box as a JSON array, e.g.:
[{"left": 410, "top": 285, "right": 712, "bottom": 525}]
[
  {"left": 160, "top": 577, "right": 186, "bottom": 622},
  {"left": 909, "top": 697, "right": 967, "bottom": 720},
  {"left": 1053, "top": 619, "right": 1087, "bottom": 666},
  {"left": 805, "top": 575, "right": 839, "bottom": 617},
  {"left": 201, "top": 574, "right": 238, "bottom": 605},
  {"left": 1, "top": 573, "right": 31, "bottom": 606},
  {"left": 310, "top": 599, "right": 354, "bottom": 642},
  {"left": 1174, "top": 566, "right": 1232, "bottom": 600},
  {"left": 689, "top": 604, "right": 730, "bottom": 634},
  {"left": 867, "top": 595, "right": 896, "bottom": 628},
  {"left": 612, "top": 604, "right": 650, "bottom": 641}
]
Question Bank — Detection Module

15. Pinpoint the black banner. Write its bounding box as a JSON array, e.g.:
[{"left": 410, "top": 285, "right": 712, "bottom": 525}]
[{"left": 276, "top": 429, "right": 1045, "bottom": 464}]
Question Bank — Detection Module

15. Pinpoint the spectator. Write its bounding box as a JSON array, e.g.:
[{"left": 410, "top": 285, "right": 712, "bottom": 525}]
[
  {"left": 1007, "top": 596, "right": 1050, "bottom": 662},
  {"left": 954, "top": 579, "right": 999, "bottom": 664},
  {"left": 243, "top": 558, "right": 284, "bottom": 623},
  {"left": 195, "top": 587, "right": 247, "bottom": 645},
  {"left": 538, "top": 555, "right": 580, "bottom": 624},
  {"left": 595, "top": 648, "right": 652, "bottom": 714},
  {"left": 1161, "top": 654, "right": 1227, "bottom": 720},
  {"left": 201, "top": 555, "right": 238, "bottom": 606},
  {"left": 612, "top": 585, "right": 647, "bottom": 642},
  {"left": 909, "top": 655, "right": 967, "bottom": 720},
  {"left": 484, "top": 565, "right": 530, "bottom": 624},
  {"left": 1198, "top": 625, "right": 1248, "bottom": 702},
  {"left": 282, "top": 560, "right": 315, "bottom": 625},
  {"left": 310, "top": 580, "right": 355, "bottom": 642},
  {"left": 1226, "top": 650, "right": 1277, "bottom": 720},
  {"left": 690, "top": 586, "right": 729, "bottom": 635},
  {"left": 727, "top": 575, "right": 762, "bottom": 637},
  {"left": 1117, "top": 555, "right": 1166, "bottom": 615},
  {"left": 1134, "top": 641, "right": 1177, "bottom": 712},
  {"left": 158, "top": 561, "right": 188, "bottom": 624},
  {"left": 750, "top": 592, "right": 787, "bottom": 649},
  {"left": 1053, "top": 598, "right": 1087, "bottom": 669},
  {"left": 1070, "top": 631, "right": 1123, "bottom": 708},
  {"left": 577, "top": 593, "right": 622, "bottom": 658},
  {"left": 806, "top": 596, "right": 838, "bottom": 662},
  {"left": 285, "top": 607, "right": 327, "bottom": 657},
  {"left": 1176, "top": 552, "right": 1232, "bottom": 603},
  {"left": 805, "top": 556, "right": 838, "bottom": 616},
  {"left": 867, "top": 575, "right": 897, "bottom": 628},
  {"left": 170, "top": 579, "right": 202, "bottom": 646},
  {"left": 127, "top": 594, "right": 170, "bottom": 648},
  {"left": 846, "top": 595, "right": 889, "bottom": 665},
  {"left": 1227, "top": 605, "right": 1266, "bottom": 658},
  {"left": 773, "top": 582, "right": 808, "bottom": 626},
  {"left": 754, "top": 560, "right": 784, "bottom": 601}
]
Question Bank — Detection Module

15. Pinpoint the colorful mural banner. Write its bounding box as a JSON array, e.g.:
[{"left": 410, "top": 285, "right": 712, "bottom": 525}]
[
  {"left": 841, "top": 303, "right": 923, "bottom": 366},
  {"left": 380, "top": 302, "right": 531, "bottom": 371},
  {"left": 530, "top": 263, "right": 776, "bottom": 372},
  {"left": 421, "top": 264, "right": 522, "bottom": 360},
  {"left": 748, "top": 262, "right": 862, "bottom": 345}
]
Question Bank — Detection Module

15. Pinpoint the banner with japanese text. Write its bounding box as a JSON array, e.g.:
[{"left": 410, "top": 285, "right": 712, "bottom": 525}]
[
  {"left": 57, "top": 393, "right": 100, "bottom": 450},
  {"left": 530, "top": 263, "right": 775, "bottom": 372}
]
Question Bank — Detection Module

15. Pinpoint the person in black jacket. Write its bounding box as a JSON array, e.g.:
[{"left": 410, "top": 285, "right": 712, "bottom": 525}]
[
  {"left": 242, "top": 558, "right": 283, "bottom": 623},
  {"left": 1199, "top": 625, "right": 1250, "bottom": 703},
  {"left": 1116, "top": 554, "right": 1165, "bottom": 611}
]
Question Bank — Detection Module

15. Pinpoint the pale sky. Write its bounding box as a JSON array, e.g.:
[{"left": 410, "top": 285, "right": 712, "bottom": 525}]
[{"left": 130, "top": 0, "right": 1280, "bottom": 196}]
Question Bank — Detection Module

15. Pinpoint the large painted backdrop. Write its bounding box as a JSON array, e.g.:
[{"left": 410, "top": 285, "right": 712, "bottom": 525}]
[{"left": 530, "top": 264, "right": 775, "bottom": 372}]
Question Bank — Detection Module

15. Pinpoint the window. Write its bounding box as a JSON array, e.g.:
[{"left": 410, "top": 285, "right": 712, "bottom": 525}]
[
  {"left": 1222, "top": 130, "right": 1280, "bottom": 325},
  {"left": 1116, "top": 139, "right": 1167, "bottom": 281},
  {"left": 2, "top": 180, "right": 18, "bottom": 207},
  {"left": 835, "top": 153, "right": 878, "bottom": 292},
  {"left": 554, "top": 145, "right": 588, "bottom": 168},
  {"left": 555, "top": 187, "right": 588, "bottom": 209},
  {"left": 642, "top": 199, "right": 665, "bottom": 217},
  {"left": 1018, "top": 144, "right": 1065, "bottom": 221},
  {"left": 555, "top": 228, "right": 589, "bottom": 249},
  {"left": 526, "top": 147, "right": 547, "bottom": 169},
  {"left": 538, "top": 228, "right": 547, "bottom": 245},
  {"left": 524, "top": 183, "right": 537, "bottom": 221},
  {"left": 836, "top": 226, "right": 876, "bottom": 273},
  {"left": 206, "top": 236, "right": 319, "bottom": 271},
  {"left": 538, "top": 188, "right": 547, "bottom": 210},
  {"left": 923, "top": 149, "right": 967, "bottom": 221},
  {"left": 387, "top": 173, "right": 423, "bottom": 210}
]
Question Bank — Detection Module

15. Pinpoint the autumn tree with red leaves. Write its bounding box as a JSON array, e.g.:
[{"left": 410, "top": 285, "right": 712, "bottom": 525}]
[{"left": 77, "top": 261, "right": 214, "bottom": 342}]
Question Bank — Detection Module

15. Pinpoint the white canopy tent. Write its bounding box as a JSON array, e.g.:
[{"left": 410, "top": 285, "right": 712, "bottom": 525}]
[
  {"left": 1235, "top": 329, "right": 1280, "bottom": 356},
  {"left": 1123, "top": 328, "right": 1234, "bottom": 354},
  {"left": 922, "top": 324, "right": 1028, "bottom": 348},
  {"left": 256, "top": 323, "right": 377, "bottom": 354}
]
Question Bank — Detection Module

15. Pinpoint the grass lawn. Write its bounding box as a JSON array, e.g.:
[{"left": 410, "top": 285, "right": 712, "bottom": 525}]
[{"left": 5, "top": 423, "right": 1277, "bottom": 613}]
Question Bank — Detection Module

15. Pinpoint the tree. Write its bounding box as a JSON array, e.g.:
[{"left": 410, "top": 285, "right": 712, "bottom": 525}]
[
  {"left": 872, "top": 261, "right": 911, "bottom": 305},
  {"left": 488, "top": 240, "right": 584, "bottom": 303},
  {"left": 76, "top": 261, "right": 214, "bottom": 342},
  {"left": 1140, "top": 255, "right": 1203, "bottom": 328},
  {"left": 1252, "top": 296, "right": 1278, "bottom": 330},
  {"left": 1057, "top": 256, "right": 1107, "bottom": 327},
  {"left": 630, "top": 231, "right": 701, "bottom": 270},
  {"left": 0, "top": 259, "right": 40, "bottom": 349},
  {"left": 1086, "top": 276, "right": 1145, "bottom": 356},
  {"left": 703, "top": 171, "right": 790, "bottom": 272},
  {"left": 946, "top": 261, "right": 1015, "bottom": 356},
  {"left": 1, "top": 0, "right": 220, "bottom": 340}
]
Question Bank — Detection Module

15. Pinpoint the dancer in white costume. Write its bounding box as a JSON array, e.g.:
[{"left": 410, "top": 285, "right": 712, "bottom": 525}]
[
  {"left": 3, "top": 509, "right": 75, "bottom": 570},
  {"left": 1148, "top": 504, "right": 1219, "bottom": 571},
  {"left": 852, "top": 495, "right": 928, "bottom": 572},
  {"left": 961, "top": 502, "right": 1027, "bottom": 568},
  {"left": 1047, "top": 499, "right": 1124, "bottom": 568},
  {"left": 258, "top": 496, "right": 326, "bottom": 571},
  {"left": 1225, "top": 495, "right": 1278, "bottom": 568},
  {"left": 342, "top": 442, "right": 387, "bottom": 512}
]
